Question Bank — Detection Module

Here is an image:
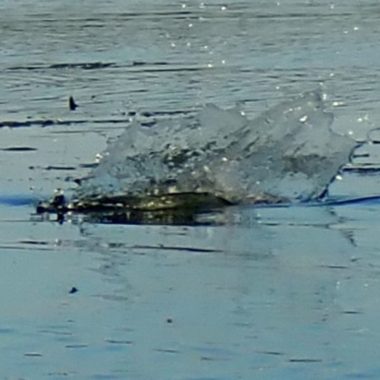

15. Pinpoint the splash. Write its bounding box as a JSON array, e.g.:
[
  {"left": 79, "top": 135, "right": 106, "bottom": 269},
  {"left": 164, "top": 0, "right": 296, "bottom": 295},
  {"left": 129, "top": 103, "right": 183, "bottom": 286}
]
[{"left": 75, "top": 91, "right": 356, "bottom": 207}]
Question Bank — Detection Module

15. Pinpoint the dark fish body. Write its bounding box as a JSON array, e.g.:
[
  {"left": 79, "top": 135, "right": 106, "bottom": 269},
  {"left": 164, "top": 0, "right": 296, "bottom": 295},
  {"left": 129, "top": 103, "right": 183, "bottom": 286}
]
[
  {"left": 36, "top": 192, "right": 235, "bottom": 224},
  {"left": 36, "top": 192, "right": 233, "bottom": 214}
]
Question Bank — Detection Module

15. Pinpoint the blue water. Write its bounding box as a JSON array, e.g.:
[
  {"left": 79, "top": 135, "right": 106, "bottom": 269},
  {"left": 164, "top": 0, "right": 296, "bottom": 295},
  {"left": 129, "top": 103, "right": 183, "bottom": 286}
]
[{"left": 2, "top": 1, "right": 380, "bottom": 379}]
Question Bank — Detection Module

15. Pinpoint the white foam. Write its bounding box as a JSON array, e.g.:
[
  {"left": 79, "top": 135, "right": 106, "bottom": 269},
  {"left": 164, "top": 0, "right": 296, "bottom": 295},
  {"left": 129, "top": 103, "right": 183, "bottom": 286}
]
[{"left": 77, "top": 91, "right": 357, "bottom": 203}]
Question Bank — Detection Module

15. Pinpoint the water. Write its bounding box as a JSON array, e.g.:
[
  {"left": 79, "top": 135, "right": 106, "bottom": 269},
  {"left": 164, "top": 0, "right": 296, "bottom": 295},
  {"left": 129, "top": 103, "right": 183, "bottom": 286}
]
[
  {"left": 2, "top": 1, "right": 380, "bottom": 379},
  {"left": 77, "top": 91, "right": 356, "bottom": 205}
]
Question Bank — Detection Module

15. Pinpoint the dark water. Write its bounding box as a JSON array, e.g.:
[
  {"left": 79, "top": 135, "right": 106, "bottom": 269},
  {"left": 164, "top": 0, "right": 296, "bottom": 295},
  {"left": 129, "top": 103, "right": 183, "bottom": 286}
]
[{"left": 2, "top": 1, "right": 380, "bottom": 379}]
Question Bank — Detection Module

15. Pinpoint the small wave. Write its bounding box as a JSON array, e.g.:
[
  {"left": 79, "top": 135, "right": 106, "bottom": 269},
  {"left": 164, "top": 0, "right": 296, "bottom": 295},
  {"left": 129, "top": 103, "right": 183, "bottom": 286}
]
[
  {"left": 1, "top": 146, "right": 37, "bottom": 152},
  {"left": 321, "top": 195, "right": 380, "bottom": 207},
  {"left": 0, "top": 195, "right": 39, "bottom": 206},
  {"left": 0, "top": 118, "right": 124, "bottom": 129},
  {"left": 7, "top": 62, "right": 116, "bottom": 71}
]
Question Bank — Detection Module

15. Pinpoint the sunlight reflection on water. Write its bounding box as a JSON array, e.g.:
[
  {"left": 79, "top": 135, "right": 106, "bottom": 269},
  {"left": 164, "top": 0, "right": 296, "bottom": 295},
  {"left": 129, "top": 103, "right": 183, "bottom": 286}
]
[{"left": 1, "top": 1, "right": 380, "bottom": 379}]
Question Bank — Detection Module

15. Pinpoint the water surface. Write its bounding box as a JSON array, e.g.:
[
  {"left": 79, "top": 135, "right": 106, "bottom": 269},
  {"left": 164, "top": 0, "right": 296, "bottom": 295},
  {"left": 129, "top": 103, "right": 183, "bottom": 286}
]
[{"left": 1, "top": 1, "right": 380, "bottom": 379}]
